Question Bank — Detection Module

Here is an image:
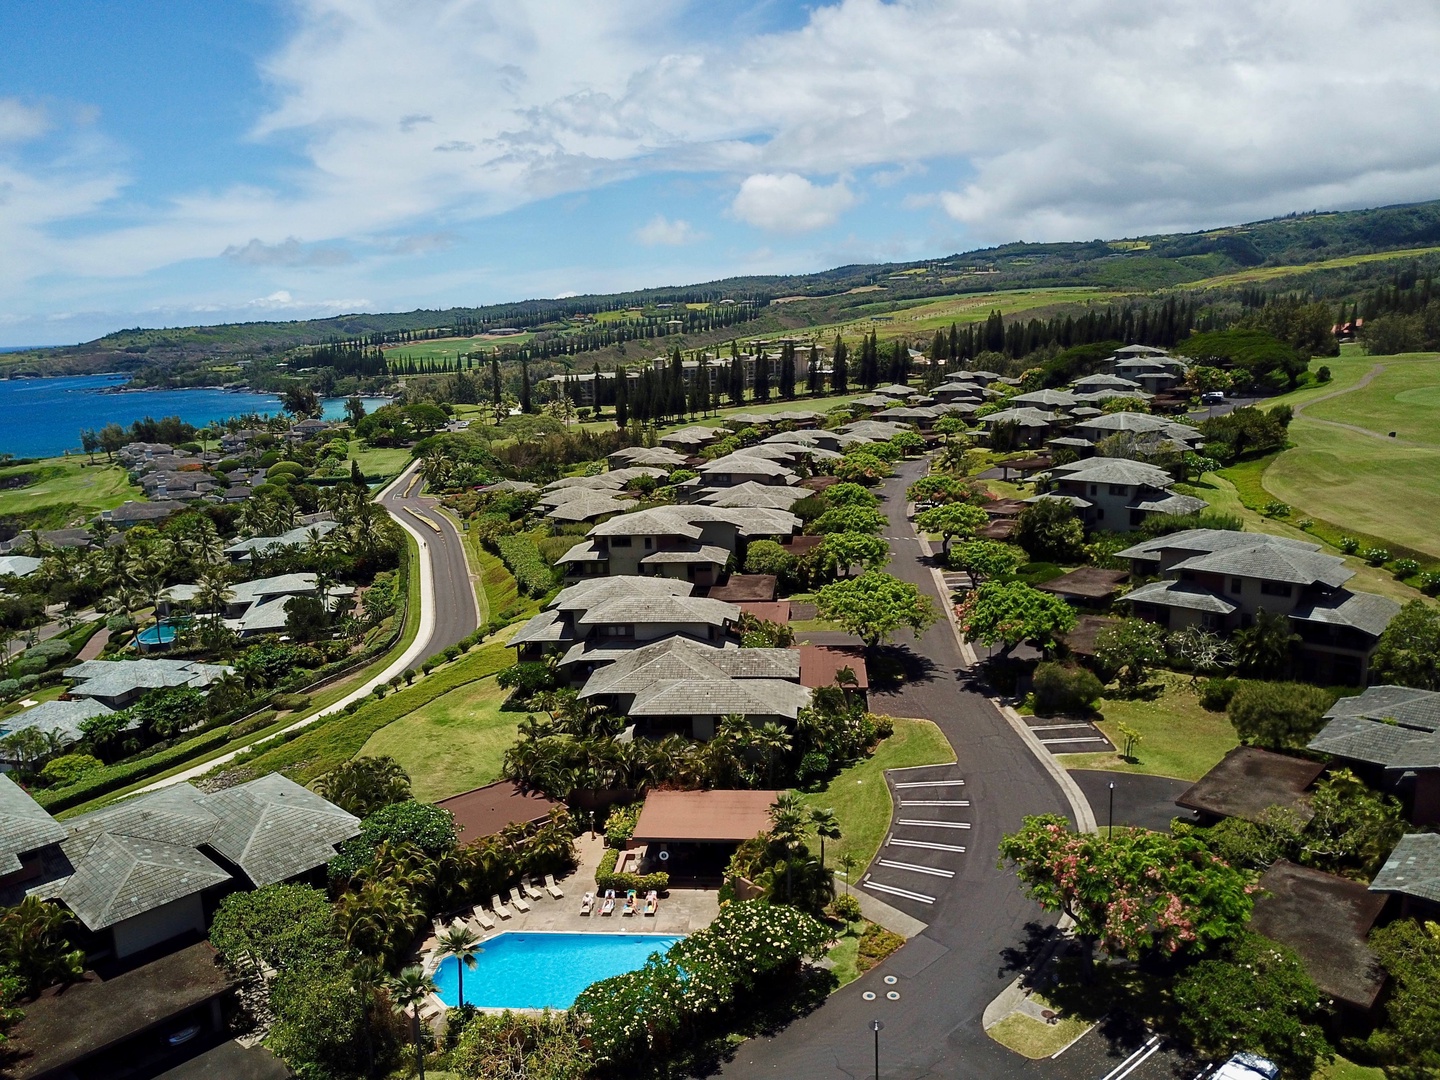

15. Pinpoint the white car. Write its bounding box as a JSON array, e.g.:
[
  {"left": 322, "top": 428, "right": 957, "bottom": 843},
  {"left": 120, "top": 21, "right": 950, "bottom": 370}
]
[
  {"left": 1212, "top": 1053, "right": 1280, "bottom": 1080},
  {"left": 1200, "top": 391, "right": 1226, "bottom": 405}
]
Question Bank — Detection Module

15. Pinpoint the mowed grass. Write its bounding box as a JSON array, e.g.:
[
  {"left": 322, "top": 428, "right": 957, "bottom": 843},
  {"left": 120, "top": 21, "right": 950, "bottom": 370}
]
[
  {"left": 1189, "top": 245, "right": 1440, "bottom": 289},
  {"left": 1061, "top": 673, "right": 1238, "bottom": 782},
  {"left": 799, "top": 717, "right": 955, "bottom": 873},
  {"left": 1300, "top": 350, "right": 1440, "bottom": 445},
  {"left": 0, "top": 457, "right": 141, "bottom": 527},
  {"left": 986, "top": 1011, "right": 1092, "bottom": 1060},
  {"left": 347, "top": 441, "right": 413, "bottom": 481},
  {"left": 358, "top": 676, "right": 518, "bottom": 804},
  {"left": 1312, "top": 1057, "right": 1386, "bottom": 1080}
]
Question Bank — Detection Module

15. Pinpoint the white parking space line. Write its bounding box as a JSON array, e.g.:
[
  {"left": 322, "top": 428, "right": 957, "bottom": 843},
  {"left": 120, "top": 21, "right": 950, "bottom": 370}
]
[
  {"left": 877, "top": 859, "right": 956, "bottom": 878},
  {"left": 1041, "top": 736, "right": 1111, "bottom": 745},
  {"left": 896, "top": 819, "right": 970, "bottom": 829},
  {"left": 1028, "top": 723, "right": 1096, "bottom": 732},
  {"left": 888, "top": 836, "right": 967, "bottom": 853},
  {"left": 862, "top": 879, "right": 936, "bottom": 904},
  {"left": 894, "top": 779, "right": 966, "bottom": 788},
  {"left": 900, "top": 799, "right": 968, "bottom": 806},
  {"left": 1099, "top": 1036, "right": 1160, "bottom": 1080}
]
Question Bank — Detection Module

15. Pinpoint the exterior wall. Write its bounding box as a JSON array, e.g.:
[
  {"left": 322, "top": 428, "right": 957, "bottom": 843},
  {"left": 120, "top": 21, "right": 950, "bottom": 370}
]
[
  {"left": 1057, "top": 479, "right": 1143, "bottom": 531},
  {"left": 1173, "top": 570, "right": 1305, "bottom": 621},
  {"left": 111, "top": 893, "right": 206, "bottom": 960},
  {"left": 1412, "top": 772, "right": 1440, "bottom": 826}
]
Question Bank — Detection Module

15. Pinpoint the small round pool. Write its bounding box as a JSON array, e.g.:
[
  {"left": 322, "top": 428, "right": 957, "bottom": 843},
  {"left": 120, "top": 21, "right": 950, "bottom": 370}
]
[
  {"left": 136, "top": 624, "right": 177, "bottom": 647},
  {"left": 432, "top": 932, "right": 682, "bottom": 1010}
]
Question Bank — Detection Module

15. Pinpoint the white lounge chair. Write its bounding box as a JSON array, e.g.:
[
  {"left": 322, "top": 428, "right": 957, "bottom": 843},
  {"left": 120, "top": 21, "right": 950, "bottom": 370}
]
[
  {"left": 544, "top": 874, "right": 565, "bottom": 900},
  {"left": 472, "top": 904, "right": 495, "bottom": 931},
  {"left": 643, "top": 890, "right": 659, "bottom": 916},
  {"left": 522, "top": 879, "right": 544, "bottom": 901},
  {"left": 579, "top": 891, "right": 596, "bottom": 915},
  {"left": 621, "top": 890, "right": 638, "bottom": 916},
  {"left": 600, "top": 889, "right": 616, "bottom": 915},
  {"left": 492, "top": 893, "right": 512, "bottom": 919},
  {"left": 432, "top": 917, "right": 447, "bottom": 938},
  {"left": 507, "top": 886, "right": 531, "bottom": 913}
]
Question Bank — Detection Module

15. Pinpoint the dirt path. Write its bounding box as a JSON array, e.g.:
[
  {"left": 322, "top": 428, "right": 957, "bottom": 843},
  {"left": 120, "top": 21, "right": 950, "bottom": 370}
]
[{"left": 1288, "top": 362, "right": 1417, "bottom": 444}]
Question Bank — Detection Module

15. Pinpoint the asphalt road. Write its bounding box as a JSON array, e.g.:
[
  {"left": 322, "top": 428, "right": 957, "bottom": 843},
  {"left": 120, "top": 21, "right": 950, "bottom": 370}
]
[
  {"left": 722, "top": 457, "right": 1086, "bottom": 1080},
  {"left": 376, "top": 468, "right": 480, "bottom": 662}
]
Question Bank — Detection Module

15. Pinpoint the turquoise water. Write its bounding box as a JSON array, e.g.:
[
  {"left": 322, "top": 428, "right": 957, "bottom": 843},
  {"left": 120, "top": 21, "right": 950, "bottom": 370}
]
[
  {"left": 432, "top": 932, "right": 682, "bottom": 1010},
  {"left": 136, "top": 624, "right": 178, "bottom": 646},
  {"left": 0, "top": 373, "right": 386, "bottom": 459}
]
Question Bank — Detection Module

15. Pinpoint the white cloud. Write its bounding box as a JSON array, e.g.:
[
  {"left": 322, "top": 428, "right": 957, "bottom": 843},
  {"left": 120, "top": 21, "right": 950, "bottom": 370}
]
[
  {"left": 222, "top": 237, "right": 353, "bottom": 267},
  {"left": 731, "top": 173, "right": 856, "bottom": 232},
  {"left": 246, "top": 290, "right": 367, "bottom": 311},
  {"left": 0, "top": 99, "right": 48, "bottom": 143},
  {"left": 634, "top": 214, "right": 702, "bottom": 246}
]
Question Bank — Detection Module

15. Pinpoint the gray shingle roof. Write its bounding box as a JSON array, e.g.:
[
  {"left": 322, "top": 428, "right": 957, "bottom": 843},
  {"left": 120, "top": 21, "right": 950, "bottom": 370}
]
[
  {"left": 979, "top": 407, "right": 1057, "bottom": 427},
  {"left": 0, "top": 555, "right": 42, "bottom": 578},
  {"left": 640, "top": 544, "right": 731, "bottom": 566},
  {"left": 1116, "top": 528, "right": 1321, "bottom": 563},
  {"left": 873, "top": 384, "right": 915, "bottom": 398},
  {"left": 1370, "top": 833, "right": 1440, "bottom": 902},
  {"left": 543, "top": 493, "right": 637, "bottom": 522},
  {"left": 577, "top": 596, "right": 739, "bottom": 628},
  {"left": 62, "top": 659, "right": 234, "bottom": 703},
  {"left": 1011, "top": 389, "right": 1078, "bottom": 407},
  {"left": 202, "top": 774, "right": 359, "bottom": 886},
  {"left": 697, "top": 454, "right": 798, "bottom": 479},
  {"left": 508, "top": 608, "right": 571, "bottom": 646},
  {"left": 609, "top": 446, "right": 687, "bottom": 467},
  {"left": 0, "top": 775, "right": 69, "bottom": 874},
  {"left": 580, "top": 637, "right": 798, "bottom": 699},
  {"left": 56, "top": 833, "right": 231, "bottom": 930},
  {"left": 1072, "top": 374, "right": 1142, "bottom": 390},
  {"left": 1075, "top": 412, "right": 1168, "bottom": 434},
  {"left": 1308, "top": 685, "right": 1440, "bottom": 769},
  {"left": 1290, "top": 590, "right": 1400, "bottom": 637},
  {"left": 1326, "top": 685, "right": 1440, "bottom": 730},
  {"left": 1054, "top": 458, "right": 1176, "bottom": 487},
  {"left": 550, "top": 576, "right": 695, "bottom": 611},
  {"left": 1125, "top": 580, "right": 1239, "bottom": 614},
  {"left": 628, "top": 678, "right": 812, "bottom": 719},
  {"left": 554, "top": 539, "right": 607, "bottom": 564},
  {"left": 0, "top": 698, "right": 117, "bottom": 747},
  {"left": 700, "top": 483, "right": 807, "bottom": 510},
  {"left": 1170, "top": 542, "right": 1354, "bottom": 587},
  {"left": 1130, "top": 493, "right": 1210, "bottom": 516},
  {"left": 225, "top": 520, "right": 339, "bottom": 559}
]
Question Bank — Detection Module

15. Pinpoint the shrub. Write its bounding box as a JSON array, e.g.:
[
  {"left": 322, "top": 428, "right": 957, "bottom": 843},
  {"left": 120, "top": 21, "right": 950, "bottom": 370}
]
[
  {"left": 1362, "top": 546, "right": 1392, "bottom": 566},
  {"left": 1199, "top": 677, "right": 1241, "bottom": 711},
  {"left": 35, "top": 727, "right": 234, "bottom": 812},
  {"left": 1421, "top": 571, "right": 1440, "bottom": 596},
  {"left": 23, "top": 638, "right": 74, "bottom": 663},
  {"left": 743, "top": 539, "right": 796, "bottom": 577},
  {"left": 1392, "top": 558, "right": 1421, "bottom": 579},
  {"left": 495, "top": 534, "right": 556, "bottom": 597},
  {"left": 603, "top": 803, "right": 641, "bottom": 848},
  {"left": 594, "top": 847, "right": 669, "bottom": 894},
  {"left": 270, "top": 693, "right": 312, "bottom": 712},
  {"left": 230, "top": 709, "right": 280, "bottom": 737},
  {"left": 38, "top": 753, "right": 103, "bottom": 787},
  {"left": 0, "top": 679, "right": 19, "bottom": 700},
  {"left": 1228, "top": 681, "right": 1336, "bottom": 749},
  {"left": 830, "top": 894, "right": 862, "bottom": 922},
  {"left": 1337, "top": 536, "right": 1360, "bottom": 554},
  {"left": 1031, "top": 663, "right": 1104, "bottom": 716},
  {"left": 1316, "top": 366, "right": 1332, "bottom": 383},
  {"left": 1260, "top": 500, "right": 1291, "bottom": 518},
  {"left": 795, "top": 750, "right": 832, "bottom": 788}
]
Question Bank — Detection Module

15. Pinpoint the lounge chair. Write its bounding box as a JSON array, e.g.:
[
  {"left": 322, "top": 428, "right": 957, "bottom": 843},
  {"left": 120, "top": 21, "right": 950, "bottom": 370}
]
[
  {"left": 544, "top": 873, "right": 565, "bottom": 900},
  {"left": 522, "top": 879, "right": 544, "bottom": 901},
  {"left": 579, "top": 891, "right": 596, "bottom": 916},
  {"left": 472, "top": 904, "right": 495, "bottom": 931},
  {"left": 621, "top": 890, "right": 638, "bottom": 916},
  {"left": 492, "top": 893, "right": 512, "bottom": 919},
  {"left": 600, "top": 889, "right": 616, "bottom": 916},
  {"left": 507, "top": 886, "right": 531, "bottom": 913},
  {"left": 643, "top": 890, "right": 659, "bottom": 916},
  {"left": 431, "top": 917, "right": 447, "bottom": 938}
]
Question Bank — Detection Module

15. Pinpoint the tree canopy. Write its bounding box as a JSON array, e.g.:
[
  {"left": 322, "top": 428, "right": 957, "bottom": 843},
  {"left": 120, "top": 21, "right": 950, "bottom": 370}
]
[
  {"left": 813, "top": 571, "right": 939, "bottom": 648},
  {"left": 958, "top": 580, "right": 1076, "bottom": 656}
]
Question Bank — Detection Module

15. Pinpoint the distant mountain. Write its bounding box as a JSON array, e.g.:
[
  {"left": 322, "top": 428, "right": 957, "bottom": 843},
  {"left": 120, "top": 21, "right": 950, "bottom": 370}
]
[{"left": 7, "top": 197, "right": 1440, "bottom": 378}]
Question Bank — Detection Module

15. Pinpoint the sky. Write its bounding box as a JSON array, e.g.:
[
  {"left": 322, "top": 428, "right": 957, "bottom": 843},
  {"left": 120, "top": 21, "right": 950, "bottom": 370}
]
[{"left": 3, "top": 0, "right": 1440, "bottom": 347}]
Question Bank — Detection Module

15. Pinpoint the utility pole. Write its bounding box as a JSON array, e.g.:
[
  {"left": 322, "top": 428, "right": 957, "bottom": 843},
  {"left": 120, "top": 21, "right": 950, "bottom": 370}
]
[
  {"left": 871, "top": 1019, "right": 884, "bottom": 1080},
  {"left": 1108, "top": 781, "right": 1115, "bottom": 840}
]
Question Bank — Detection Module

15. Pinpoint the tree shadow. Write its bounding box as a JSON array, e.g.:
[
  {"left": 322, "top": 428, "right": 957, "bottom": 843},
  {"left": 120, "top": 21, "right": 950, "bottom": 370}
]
[{"left": 868, "top": 644, "right": 938, "bottom": 687}]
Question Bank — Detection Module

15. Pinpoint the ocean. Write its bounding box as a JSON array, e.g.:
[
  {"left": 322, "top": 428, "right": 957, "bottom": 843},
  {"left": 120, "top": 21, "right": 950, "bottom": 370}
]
[{"left": 0, "top": 374, "right": 387, "bottom": 459}]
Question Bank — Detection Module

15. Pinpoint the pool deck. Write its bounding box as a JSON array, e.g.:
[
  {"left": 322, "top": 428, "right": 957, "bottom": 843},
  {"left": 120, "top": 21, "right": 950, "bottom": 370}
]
[{"left": 415, "top": 832, "right": 721, "bottom": 1019}]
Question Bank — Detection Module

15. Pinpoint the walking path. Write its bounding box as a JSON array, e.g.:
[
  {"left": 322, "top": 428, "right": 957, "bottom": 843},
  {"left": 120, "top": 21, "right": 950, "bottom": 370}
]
[
  {"left": 722, "top": 456, "right": 1095, "bottom": 1080},
  {"left": 1289, "top": 362, "right": 1414, "bottom": 443}
]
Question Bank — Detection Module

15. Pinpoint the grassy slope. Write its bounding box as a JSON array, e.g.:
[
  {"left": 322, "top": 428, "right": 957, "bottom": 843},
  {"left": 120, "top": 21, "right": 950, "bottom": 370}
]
[
  {"left": 357, "top": 676, "right": 517, "bottom": 803},
  {"left": 1061, "top": 673, "right": 1238, "bottom": 782},
  {"left": 800, "top": 718, "right": 955, "bottom": 873},
  {"left": 346, "top": 441, "right": 412, "bottom": 481},
  {"left": 0, "top": 458, "right": 142, "bottom": 528},
  {"left": 1188, "top": 245, "right": 1440, "bottom": 288}
]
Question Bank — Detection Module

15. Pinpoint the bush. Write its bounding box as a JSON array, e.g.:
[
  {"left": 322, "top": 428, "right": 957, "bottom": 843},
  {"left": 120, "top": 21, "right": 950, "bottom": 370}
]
[
  {"left": 1199, "top": 677, "right": 1241, "bottom": 711},
  {"left": 37, "top": 753, "right": 103, "bottom": 787},
  {"left": 229, "top": 709, "right": 280, "bottom": 738},
  {"left": 1362, "top": 546, "right": 1392, "bottom": 567},
  {"left": 603, "top": 803, "right": 641, "bottom": 848},
  {"left": 743, "top": 539, "right": 796, "bottom": 577},
  {"left": 1393, "top": 558, "right": 1421, "bottom": 579},
  {"left": 270, "top": 693, "right": 312, "bottom": 712},
  {"left": 0, "top": 679, "right": 19, "bottom": 700},
  {"left": 1421, "top": 571, "right": 1440, "bottom": 596},
  {"left": 1260, "top": 500, "right": 1291, "bottom": 518},
  {"left": 23, "top": 638, "right": 74, "bottom": 664},
  {"left": 1337, "top": 536, "right": 1360, "bottom": 554},
  {"left": 1227, "top": 681, "right": 1336, "bottom": 749},
  {"left": 494, "top": 534, "right": 556, "bottom": 597},
  {"left": 830, "top": 894, "right": 862, "bottom": 922},
  {"left": 594, "top": 848, "right": 669, "bottom": 894},
  {"left": 1031, "top": 663, "right": 1104, "bottom": 716},
  {"left": 795, "top": 750, "right": 832, "bottom": 788}
]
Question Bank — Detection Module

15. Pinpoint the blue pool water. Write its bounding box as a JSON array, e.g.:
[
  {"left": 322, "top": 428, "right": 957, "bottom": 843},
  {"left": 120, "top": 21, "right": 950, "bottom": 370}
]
[
  {"left": 136, "top": 624, "right": 177, "bottom": 646},
  {"left": 432, "top": 932, "right": 682, "bottom": 1010},
  {"left": 0, "top": 373, "right": 387, "bottom": 459}
]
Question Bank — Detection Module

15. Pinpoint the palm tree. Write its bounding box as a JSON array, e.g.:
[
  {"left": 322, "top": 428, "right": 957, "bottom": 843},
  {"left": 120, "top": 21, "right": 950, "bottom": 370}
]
[
  {"left": 838, "top": 852, "right": 858, "bottom": 895},
  {"left": 348, "top": 957, "right": 386, "bottom": 1074},
  {"left": 193, "top": 573, "right": 234, "bottom": 619},
  {"left": 434, "top": 924, "right": 483, "bottom": 1008},
  {"left": 810, "top": 807, "right": 841, "bottom": 869},
  {"left": 389, "top": 966, "right": 436, "bottom": 1079},
  {"left": 751, "top": 721, "right": 794, "bottom": 787}
]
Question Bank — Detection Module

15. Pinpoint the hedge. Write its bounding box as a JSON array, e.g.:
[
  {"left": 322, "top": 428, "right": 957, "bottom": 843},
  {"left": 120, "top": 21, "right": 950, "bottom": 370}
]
[
  {"left": 37, "top": 726, "right": 235, "bottom": 813},
  {"left": 594, "top": 847, "right": 669, "bottom": 894},
  {"left": 493, "top": 534, "right": 556, "bottom": 598}
]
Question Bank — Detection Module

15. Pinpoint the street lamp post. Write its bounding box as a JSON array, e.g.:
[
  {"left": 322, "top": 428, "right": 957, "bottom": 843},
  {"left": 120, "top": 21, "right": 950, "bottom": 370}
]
[
  {"left": 871, "top": 1019, "right": 884, "bottom": 1080},
  {"left": 1108, "top": 781, "right": 1115, "bottom": 840}
]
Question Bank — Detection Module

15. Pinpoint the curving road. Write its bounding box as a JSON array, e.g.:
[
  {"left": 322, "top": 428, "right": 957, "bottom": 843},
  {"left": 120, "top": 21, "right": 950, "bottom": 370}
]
[{"left": 722, "top": 457, "right": 1085, "bottom": 1080}]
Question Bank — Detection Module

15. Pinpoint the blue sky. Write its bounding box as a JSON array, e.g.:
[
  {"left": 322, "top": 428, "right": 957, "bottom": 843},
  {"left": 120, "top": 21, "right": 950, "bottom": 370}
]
[{"left": 2, "top": 0, "right": 1439, "bottom": 346}]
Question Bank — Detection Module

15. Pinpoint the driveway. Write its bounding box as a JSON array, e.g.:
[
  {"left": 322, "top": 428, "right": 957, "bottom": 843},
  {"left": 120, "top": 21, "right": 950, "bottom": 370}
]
[
  {"left": 1069, "top": 770, "right": 1193, "bottom": 834},
  {"left": 722, "top": 456, "right": 1087, "bottom": 1080}
]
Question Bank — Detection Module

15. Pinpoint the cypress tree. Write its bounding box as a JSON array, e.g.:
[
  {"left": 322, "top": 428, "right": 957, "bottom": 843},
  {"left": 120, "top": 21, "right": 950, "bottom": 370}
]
[
  {"left": 778, "top": 341, "right": 796, "bottom": 400},
  {"left": 615, "top": 366, "right": 629, "bottom": 427},
  {"left": 669, "top": 349, "right": 686, "bottom": 418},
  {"left": 490, "top": 357, "right": 501, "bottom": 405},
  {"left": 831, "top": 335, "right": 849, "bottom": 394},
  {"left": 729, "top": 355, "right": 745, "bottom": 406},
  {"left": 754, "top": 351, "right": 771, "bottom": 402},
  {"left": 520, "top": 359, "right": 532, "bottom": 413},
  {"left": 807, "top": 345, "right": 822, "bottom": 396}
]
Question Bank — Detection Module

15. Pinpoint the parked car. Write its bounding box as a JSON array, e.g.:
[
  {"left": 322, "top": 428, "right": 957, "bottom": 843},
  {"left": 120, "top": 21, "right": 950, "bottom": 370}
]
[
  {"left": 1200, "top": 390, "right": 1226, "bottom": 405},
  {"left": 1213, "top": 1053, "right": 1279, "bottom": 1079}
]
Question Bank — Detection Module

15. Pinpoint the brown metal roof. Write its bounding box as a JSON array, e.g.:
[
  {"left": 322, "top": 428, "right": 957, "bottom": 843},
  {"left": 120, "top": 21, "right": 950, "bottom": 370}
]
[
  {"left": 1249, "top": 860, "right": 1387, "bottom": 1012},
  {"left": 739, "top": 601, "right": 791, "bottom": 623},
  {"left": 436, "top": 781, "right": 563, "bottom": 844},
  {"left": 631, "top": 789, "right": 783, "bottom": 843},
  {"left": 1036, "top": 567, "right": 1129, "bottom": 601},
  {"left": 707, "top": 574, "right": 779, "bottom": 602},
  {"left": 1175, "top": 747, "right": 1326, "bottom": 824},
  {"left": 796, "top": 644, "right": 870, "bottom": 689}
]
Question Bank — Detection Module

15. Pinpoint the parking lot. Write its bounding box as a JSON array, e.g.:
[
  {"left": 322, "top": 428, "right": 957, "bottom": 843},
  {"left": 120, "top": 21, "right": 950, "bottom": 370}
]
[{"left": 858, "top": 762, "right": 970, "bottom": 914}]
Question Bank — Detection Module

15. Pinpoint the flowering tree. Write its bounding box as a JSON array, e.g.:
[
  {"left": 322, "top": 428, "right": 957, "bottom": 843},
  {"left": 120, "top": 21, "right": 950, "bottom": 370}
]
[
  {"left": 997, "top": 815, "right": 1253, "bottom": 959},
  {"left": 958, "top": 580, "right": 1076, "bottom": 658}
]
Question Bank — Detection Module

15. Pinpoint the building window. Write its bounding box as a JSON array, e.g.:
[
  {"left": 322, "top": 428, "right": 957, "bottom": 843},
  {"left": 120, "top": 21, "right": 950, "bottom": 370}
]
[
  {"left": 643, "top": 538, "right": 653, "bottom": 550},
  {"left": 1229, "top": 578, "right": 1242, "bottom": 594},
  {"left": 1089, "top": 484, "right": 1099, "bottom": 496},
  {"left": 1260, "top": 580, "right": 1293, "bottom": 597},
  {"left": 1109, "top": 484, "right": 1129, "bottom": 495},
  {"left": 610, "top": 536, "right": 632, "bottom": 547}
]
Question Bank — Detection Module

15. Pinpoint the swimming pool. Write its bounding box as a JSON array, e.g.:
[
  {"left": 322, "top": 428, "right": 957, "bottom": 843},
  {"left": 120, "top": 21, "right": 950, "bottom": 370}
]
[
  {"left": 136, "top": 624, "right": 177, "bottom": 647},
  {"left": 432, "top": 932, "right": 682, "bottom": 1010}
]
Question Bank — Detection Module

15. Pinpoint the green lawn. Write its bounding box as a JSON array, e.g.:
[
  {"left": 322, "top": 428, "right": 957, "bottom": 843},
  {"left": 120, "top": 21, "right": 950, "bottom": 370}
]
[
  {"left": 0, "top": 457, "right": 141, "bottom": 529},
  {"left": 1312, "top": 1056, "right": 1385, "bottom": 1080},
  {"left": 986, "top": 1011, "right": 1092, "bottom": 1059},
  {"left": 1189, "top": 246, "right": 1440, "bottom": 289},
  {"left": 346, "top": 441, "right": 412, "bottom": 481},
  {"left": 800, "top": 717, "right": 955, "bottom": 873},
  {"left": 1061, "top": 672, "right": 1238, "bottom": 782},
  {"left": 357, "top": 675, "right": 519, "bottom": 803}
]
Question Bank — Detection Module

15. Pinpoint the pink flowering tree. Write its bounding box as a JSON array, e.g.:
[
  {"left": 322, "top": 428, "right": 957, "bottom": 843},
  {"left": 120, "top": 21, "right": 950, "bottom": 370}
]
[{"left": 998, "top": 815, "right": 1253, "bottom": 960}]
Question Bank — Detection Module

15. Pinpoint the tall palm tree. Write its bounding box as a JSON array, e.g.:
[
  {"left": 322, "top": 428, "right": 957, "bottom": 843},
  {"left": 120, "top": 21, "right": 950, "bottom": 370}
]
[
  {"left": 389, "top": 966, "right": 437, "bottom": 1080},
  {"left": 434, "top": 924, "right": 483, "bottom": 1008},
  {"left": 809, "top": 807, "right": 842, "bottom": 869},
  {"left": 193, "top": 573, "right": 234, "bottom": 619},
  {"left": 348, "top": 957, "right": 386, "bottom": 1075},
  {"left": 838, "top": 853, "right": 858, "bottom": 895},
  {"left": 752, "top": 721, "right": 794, "bottom": 787}
]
